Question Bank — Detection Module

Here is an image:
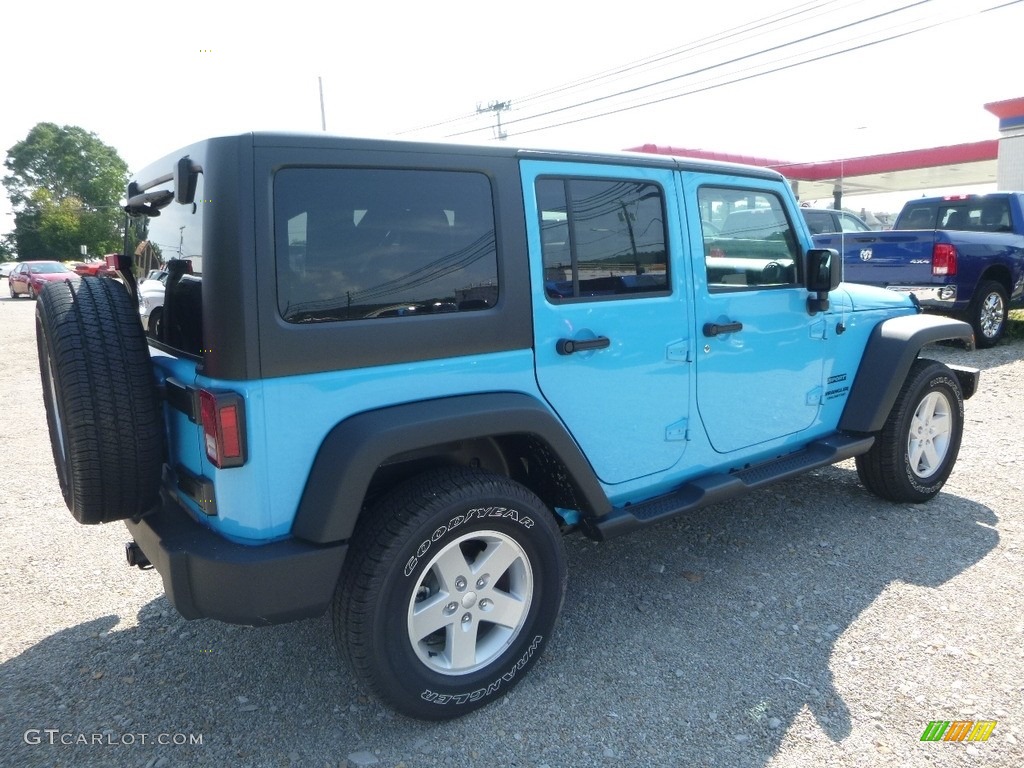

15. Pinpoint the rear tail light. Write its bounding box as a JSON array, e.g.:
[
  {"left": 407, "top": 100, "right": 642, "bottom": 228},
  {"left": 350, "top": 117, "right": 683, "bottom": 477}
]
[
  {"left": 932, "top": 243, "right": 957, "bottom": 276},
  {"left": 199, "top": 390, "right": 246, "bottom": 468}
]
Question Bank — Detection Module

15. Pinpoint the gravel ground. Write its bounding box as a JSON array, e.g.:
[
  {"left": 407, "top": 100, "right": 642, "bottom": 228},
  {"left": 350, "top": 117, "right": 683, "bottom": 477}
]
[{"left": 1, "top": 289, "right": 1022, "bottom": 768}]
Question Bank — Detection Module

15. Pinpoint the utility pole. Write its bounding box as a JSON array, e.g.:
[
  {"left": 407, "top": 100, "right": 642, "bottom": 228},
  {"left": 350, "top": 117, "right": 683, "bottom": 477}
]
[{"left": 476, "top": 100, "right": 511, "bottom": 141}]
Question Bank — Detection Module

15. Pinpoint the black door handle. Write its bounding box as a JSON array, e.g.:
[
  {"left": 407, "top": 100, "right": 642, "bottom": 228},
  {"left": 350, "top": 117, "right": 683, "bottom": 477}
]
[
  {"left": 703, "top": 321, "right": 743, "bottom": 337},
  {"left": 556, "top": 336, "right": 611, "bottom": 355}
]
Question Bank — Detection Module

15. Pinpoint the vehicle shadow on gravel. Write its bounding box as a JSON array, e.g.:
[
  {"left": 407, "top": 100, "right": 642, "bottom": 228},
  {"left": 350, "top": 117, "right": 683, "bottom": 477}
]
[
  {"left": 0, "top": 467, "right": 999, "bottom": 767},
  {"left": 539, "top": 464, "right": 1000, "bottom": 765}
]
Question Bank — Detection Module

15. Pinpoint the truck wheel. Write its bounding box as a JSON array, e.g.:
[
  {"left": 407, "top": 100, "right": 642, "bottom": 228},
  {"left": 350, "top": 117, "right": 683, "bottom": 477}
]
[
  {"left": 855, "top": 359, "right": 963, "bottom": 503},
  {"left": 967, "top": 280, "right": 1008, "bottom": 349},
  {"left": 147, "top": 306, "right": 163, "bottom": 340},
  {"left": 35, "top": 277, "right": 164, "bottom": 524},
  {"left": 334, "top": 466, "right": 566, "bottom": 720}
]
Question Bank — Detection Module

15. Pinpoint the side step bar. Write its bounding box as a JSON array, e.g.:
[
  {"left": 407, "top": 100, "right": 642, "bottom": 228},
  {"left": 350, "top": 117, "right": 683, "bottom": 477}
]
[{"left": 582, "top": 434, "right": 875, "bottom": 541}]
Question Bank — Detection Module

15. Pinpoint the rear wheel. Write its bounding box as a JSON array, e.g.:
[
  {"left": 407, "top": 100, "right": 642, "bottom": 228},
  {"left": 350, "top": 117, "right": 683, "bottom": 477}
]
[
  {"left": 334, "top": 466, "right": 566, "bottom": 720},
  {"left": 855, "top": 359, "right": 964, "bottom": 503},
  {"left": 967, "top": 280, "right": 1008, "bottom": 349},
  {"left": 36, "top": 277, "right": 164, "bottom": 524}
]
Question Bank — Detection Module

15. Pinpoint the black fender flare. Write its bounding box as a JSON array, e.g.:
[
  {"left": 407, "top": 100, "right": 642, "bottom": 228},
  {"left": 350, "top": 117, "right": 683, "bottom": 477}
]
[
  {"left": 839, "top": 314, "right": 975, "bottom": 434},
  {"left": 291, "top": 392, "right": 611, "bottom": 544}
]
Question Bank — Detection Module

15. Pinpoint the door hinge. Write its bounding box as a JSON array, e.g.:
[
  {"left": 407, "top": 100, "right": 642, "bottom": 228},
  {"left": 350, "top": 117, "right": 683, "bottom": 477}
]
[
  {"left": 666, "top": 340, "right": 691, "bottom": 362},
  {"left": 665, "top": 419, "right": 689, "bottom": 441}
]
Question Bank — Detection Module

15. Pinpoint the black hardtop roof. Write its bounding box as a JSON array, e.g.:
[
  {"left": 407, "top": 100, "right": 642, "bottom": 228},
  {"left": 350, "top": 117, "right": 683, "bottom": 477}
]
[{"left": 242, "top": 132, "right": 788, "bottom": 183}]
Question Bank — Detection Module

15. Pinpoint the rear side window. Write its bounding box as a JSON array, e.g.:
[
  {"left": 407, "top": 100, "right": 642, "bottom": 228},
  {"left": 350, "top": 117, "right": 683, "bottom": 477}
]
[
  {"left": 536, "top": 177, "right": 669, "bottom": 301},
  {"left": 275, "top": 169, "right": 498, "bottom": 322}
]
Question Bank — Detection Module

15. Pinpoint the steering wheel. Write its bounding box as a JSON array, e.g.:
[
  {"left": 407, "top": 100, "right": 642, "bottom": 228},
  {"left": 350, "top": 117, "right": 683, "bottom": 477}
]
[{"left": 762, "top": 261, "right": 784, "bottom": 283}]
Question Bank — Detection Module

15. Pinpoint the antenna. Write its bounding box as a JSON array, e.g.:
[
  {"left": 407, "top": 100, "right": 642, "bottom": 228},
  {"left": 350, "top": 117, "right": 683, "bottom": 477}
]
[{"left": 319, "top": 77, "right": 327, "bottom": 131}]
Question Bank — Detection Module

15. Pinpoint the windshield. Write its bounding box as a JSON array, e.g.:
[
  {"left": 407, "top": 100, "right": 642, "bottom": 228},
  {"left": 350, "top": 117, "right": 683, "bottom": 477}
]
[{"left": 31, "top": 263, "right": 72, "bottom": 274}]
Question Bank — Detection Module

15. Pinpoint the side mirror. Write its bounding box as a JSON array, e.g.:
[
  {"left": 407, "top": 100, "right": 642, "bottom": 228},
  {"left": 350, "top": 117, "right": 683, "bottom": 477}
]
[
  {"left": 805, "top": 248, "right": 841, "bottom": 314},
  {"left": 174, "top": 156, "right": 201, "bottom": 205}
]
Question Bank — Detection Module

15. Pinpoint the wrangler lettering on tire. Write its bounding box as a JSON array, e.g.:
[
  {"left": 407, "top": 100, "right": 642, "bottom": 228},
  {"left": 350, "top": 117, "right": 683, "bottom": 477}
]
[{"left": 333, "top": 467, "right": 566, "bottom": 721}]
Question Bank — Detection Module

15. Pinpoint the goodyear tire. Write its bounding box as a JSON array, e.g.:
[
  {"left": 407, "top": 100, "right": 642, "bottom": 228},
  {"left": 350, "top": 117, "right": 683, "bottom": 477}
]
[
  {"left": 967, "top": 280, "right": 1008, "bottom": 349},
  {"left": 334, "top": 466, "right": 566, "bottom": 720},
  {"left": 36, "top": 277, "right": 164, "bottom": 524},
  {"left": 855, "top": 358, "right": 964, "bottom": 503}
]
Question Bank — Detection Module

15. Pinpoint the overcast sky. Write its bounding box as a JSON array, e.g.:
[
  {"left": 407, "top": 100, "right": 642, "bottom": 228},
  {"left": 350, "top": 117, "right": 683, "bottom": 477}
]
[{"left": 2, "top": 0, "right": 1021, "bottom": 234}]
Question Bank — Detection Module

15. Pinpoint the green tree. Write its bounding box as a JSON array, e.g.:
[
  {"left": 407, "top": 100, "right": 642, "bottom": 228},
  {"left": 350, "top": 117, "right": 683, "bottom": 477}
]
[
  {"left": 0, "top": 232, "right": 17, "bottom": 260},
  {"left": 3, "top": 123, "right": 128, "bottom": 260}
]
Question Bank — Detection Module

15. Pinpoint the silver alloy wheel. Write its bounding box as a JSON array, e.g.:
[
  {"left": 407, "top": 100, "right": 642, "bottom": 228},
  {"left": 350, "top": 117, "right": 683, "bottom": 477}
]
[
  {"left": 407, "top": 530, "right": 533, "bottom": 675},
  {"left": 978, "top": 290, "right": 1005, "bottom": 339},
  {"left": 907, "top": 390, "right": 953, "bottom": 479}
]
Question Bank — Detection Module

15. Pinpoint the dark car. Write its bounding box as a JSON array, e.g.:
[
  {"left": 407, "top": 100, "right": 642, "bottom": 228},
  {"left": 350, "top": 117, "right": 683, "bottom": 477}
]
[
  {"left": 801, "top": 207, "right": 874, "bottom": 235},
  {"left": 8, "top": 261, "right": 79, "bottom": 299}
]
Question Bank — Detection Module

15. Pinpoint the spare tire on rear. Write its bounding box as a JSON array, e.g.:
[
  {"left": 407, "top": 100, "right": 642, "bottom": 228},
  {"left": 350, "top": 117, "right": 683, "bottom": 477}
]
[{"left": 36, "top": 277, "right": 164, "bottom": 524}]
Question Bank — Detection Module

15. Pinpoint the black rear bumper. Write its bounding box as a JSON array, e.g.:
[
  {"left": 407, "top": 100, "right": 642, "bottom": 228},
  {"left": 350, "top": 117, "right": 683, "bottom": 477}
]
[{"left": 125, "top": 499, "right": 347, "bottom": 626}]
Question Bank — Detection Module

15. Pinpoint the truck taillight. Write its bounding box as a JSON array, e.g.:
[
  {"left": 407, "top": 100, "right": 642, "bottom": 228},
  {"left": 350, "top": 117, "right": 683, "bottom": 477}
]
[
  {"left": 199, "top": 390, "right": 246, "bottom": 468},
  {"left": 932, "top": 243, "right": 957, "bottom": 276}
]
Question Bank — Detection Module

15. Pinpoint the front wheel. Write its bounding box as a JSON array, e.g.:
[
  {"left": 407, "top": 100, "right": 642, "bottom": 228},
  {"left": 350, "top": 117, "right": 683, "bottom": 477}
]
[
  {"left": 967, "top": 280, "right": 1008, "bottom": 349},
  {"left": 147, "top": 306, "right": 163, "bottom": 340},
  {"left": 855, "top": 359, "right": 964, "bottom": 503},
  {"left": 334, "top": 467, "right": 566, "bottom": 720}
]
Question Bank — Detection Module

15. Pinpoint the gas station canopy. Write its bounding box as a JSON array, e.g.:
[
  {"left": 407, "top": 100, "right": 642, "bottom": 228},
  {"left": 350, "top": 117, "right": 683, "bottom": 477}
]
[{"left": 627, "top": 140, "right": 999, "bottom": 202}]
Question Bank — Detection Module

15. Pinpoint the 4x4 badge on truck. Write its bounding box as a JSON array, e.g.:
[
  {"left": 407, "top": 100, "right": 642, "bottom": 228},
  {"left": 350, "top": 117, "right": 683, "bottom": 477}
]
[{"left": 859, "top": 248, "right": 873, "bottom": 261}]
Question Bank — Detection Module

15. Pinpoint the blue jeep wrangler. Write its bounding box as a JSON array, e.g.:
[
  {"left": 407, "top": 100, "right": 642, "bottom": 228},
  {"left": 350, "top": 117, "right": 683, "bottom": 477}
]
[{"left": 35, "top": 133, "right": 979, "bottom": 720}]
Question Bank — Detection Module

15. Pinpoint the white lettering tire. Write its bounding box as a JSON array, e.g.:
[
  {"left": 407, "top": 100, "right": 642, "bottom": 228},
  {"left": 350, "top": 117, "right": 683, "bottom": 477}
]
[{"left": 333, "top": 467, "right": 566, "bottom": 720}]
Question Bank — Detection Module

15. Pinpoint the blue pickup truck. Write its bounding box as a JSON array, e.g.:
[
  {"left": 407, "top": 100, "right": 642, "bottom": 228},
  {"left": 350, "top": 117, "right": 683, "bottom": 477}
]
[{"left": 812, "top": 192, "right": 1024, "bottom": 347}]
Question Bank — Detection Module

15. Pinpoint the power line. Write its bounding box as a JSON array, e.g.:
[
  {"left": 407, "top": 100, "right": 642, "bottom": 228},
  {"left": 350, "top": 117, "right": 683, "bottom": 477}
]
[
  {"left": 445, "top": 0, "right": 936, "bottom": 139},
  {"left": 396, "top": 0, "right": 842, "bottom": 135},
  {"left": 397, "top": 0, "right": 1017, "bottom": 143},
  {"left": 502, "top": 0, "right": 1020, "bottom": 138}
]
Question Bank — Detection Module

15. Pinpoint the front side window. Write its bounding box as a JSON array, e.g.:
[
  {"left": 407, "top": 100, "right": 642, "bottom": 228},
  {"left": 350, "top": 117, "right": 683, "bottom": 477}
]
[
  {"left": 536, "top": 177, "right": 668, "bottom": 301},
  {"left": 698, "top": 187, "right": 799, "bottom": 291},
  {"left": 275, "top": 168, "right": 498, "bottom": 323}
]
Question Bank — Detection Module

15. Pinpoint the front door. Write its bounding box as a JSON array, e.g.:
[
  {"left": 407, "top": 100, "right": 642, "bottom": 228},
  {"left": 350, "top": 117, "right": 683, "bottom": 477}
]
[
  {"left": 684, "top": 177, "right": 826, "bottom": 454},
  {"left": 522, "top": 160, "right": 692, "bottom": 485}
]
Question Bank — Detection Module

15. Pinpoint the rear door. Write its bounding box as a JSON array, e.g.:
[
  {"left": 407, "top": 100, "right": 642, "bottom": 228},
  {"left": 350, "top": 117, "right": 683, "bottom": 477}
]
[
  {"left": 522, "top": 160, "right": 692, "bottom": 485},
  {"left": 686, "top": 177, "right": 826, "bottom": 454}
]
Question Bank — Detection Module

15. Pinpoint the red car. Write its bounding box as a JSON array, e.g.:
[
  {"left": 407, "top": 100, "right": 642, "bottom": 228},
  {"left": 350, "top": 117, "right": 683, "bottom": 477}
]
[
  {"left": 72, "top": 259, "right": 115, "bottom": 277},
  {"left": 7, "top": 261, "right": 80, "bottom": 299}
]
